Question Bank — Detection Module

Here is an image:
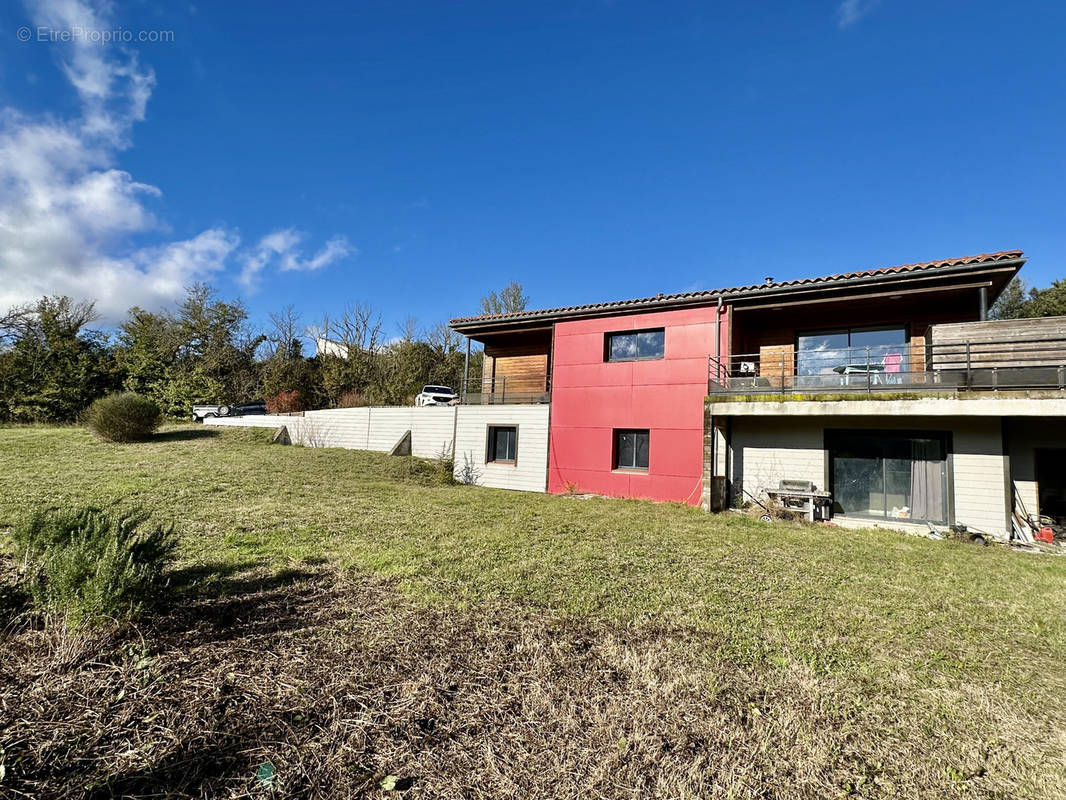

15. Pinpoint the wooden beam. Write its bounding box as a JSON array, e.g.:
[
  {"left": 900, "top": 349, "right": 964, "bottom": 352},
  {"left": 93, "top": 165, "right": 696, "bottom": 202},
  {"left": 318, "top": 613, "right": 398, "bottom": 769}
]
[
  {"left": 730, "top": 266, "right": 1016, "bottom": 308},
  {"left": 733, "top": 280, "right": 994, "bottom": 312}
]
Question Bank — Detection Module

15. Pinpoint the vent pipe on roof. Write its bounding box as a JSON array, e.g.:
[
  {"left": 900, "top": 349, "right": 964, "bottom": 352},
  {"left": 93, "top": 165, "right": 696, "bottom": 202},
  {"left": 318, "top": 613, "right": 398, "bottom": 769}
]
[{"left": 764, "top": 277, "right": 774, "bottom": 285}]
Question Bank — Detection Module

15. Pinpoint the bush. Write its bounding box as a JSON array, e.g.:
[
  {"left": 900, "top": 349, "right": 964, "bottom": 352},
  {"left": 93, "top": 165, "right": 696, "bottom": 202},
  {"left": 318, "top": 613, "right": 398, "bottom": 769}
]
[
  {"left": 266, "top": 389, "right": 303, "bottom": 414},
  {"left": 434, "top": 445, "right": 456, "bottom": 485},
  {"left": 12, "top": 507, "right": 178, "bottom": 626},
  {"left": 86, "top": 392, "right": 161, "bottom": 442},
  {"left": 337, "top": 390, "right": 370, "bottom": 408}
]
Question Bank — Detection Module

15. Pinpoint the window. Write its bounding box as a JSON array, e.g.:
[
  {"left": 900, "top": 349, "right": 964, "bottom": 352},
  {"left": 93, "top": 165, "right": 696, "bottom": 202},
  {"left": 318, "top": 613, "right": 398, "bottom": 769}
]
[
  {"left": 487, "top": 426, "right": 517, "bottom": 463},
  {"left": 606, "top": 328, "right": 665, "bottom": 361},
  {"left": 614, "top": 429, "right": 649, "bottom": 471},
  {"left": 827, "top": 430, "right": 948, "bottom": 523},
  {"left": 796, "top": 326, "right": 907, "bottom": 377}
]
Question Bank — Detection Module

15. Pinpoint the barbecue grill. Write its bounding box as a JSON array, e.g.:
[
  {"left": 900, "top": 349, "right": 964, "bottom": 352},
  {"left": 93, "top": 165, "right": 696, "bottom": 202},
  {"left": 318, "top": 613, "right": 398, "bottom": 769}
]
[{"left": 764, "top": 479, "right": 832, "bottom": 522}]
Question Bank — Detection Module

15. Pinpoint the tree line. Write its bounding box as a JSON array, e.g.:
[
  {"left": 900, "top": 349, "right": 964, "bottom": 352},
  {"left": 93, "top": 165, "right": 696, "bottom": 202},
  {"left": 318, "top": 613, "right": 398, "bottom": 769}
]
[
  {"left": 0, "top": 280, "right": 529, "bottom": 424},
  {"left": 990, "top": 277, "right": 1066, "bottom": 320}
]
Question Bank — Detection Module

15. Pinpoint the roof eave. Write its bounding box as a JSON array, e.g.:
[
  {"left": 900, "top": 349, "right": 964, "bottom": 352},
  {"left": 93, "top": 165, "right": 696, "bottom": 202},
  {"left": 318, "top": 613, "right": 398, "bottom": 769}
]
[{"left": 449, "top": 256, "right": 1026, "bottom": 336}]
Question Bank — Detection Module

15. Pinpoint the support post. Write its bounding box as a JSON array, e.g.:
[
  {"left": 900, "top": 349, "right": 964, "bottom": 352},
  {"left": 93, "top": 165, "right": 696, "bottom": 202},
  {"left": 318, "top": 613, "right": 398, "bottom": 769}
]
[
  {"left": 979, "top": 286, "right": 989, "bottom": 321},
  {"left": 462, "top": 336, "right": 471, "bottom": 403}
]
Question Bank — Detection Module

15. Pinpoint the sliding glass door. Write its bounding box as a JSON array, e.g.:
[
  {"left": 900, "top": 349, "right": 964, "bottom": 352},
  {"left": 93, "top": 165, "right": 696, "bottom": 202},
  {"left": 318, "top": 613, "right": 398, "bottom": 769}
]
[
  {"left": 827, "top": 430, "right": 948, "bottom": 523},
  {"left": 797, "top": 326, "right": 907, "bottom": 377}
]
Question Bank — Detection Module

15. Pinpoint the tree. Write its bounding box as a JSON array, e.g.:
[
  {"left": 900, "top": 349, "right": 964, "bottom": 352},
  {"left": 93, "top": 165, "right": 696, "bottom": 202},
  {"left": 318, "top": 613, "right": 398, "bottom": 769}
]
[
  {"left": 480, "top": 281, "right": 529, "bottom": 315},
  {"left": 115, "top": 285, "right": 263, "bottom": 416},
  {"left": 0, "top": 296, "right": 116, "bottom": 422},
  {"left": 259, "top": 305, "right": 321, "bottom": 407},
  {"left": 116, "top": 307, "right": 179, "bottom": 402},
  {"left": 313, "top": 303, "right": 385, "bottom": 406},
  {"left": 990, "top": 276, "right": 1066, "bottom": 321},
  {"left": 990, "top": 277, "right": 1030, "bottom": 320},
  {"left": 1025, "top": 279, "right": 1066, "bottom": 318}
]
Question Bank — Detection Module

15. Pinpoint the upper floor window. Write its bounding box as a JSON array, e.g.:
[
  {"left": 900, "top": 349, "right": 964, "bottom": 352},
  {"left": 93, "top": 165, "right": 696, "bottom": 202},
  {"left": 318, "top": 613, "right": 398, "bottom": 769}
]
[{"left": 605, "top": 328, "right": 665, "bottom": 362}]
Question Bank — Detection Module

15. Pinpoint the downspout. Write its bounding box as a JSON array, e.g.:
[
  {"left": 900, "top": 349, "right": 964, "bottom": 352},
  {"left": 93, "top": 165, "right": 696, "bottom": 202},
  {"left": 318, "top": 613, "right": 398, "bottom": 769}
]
[{"left": 714, "top": 296, "right": 723, "bottom": 380}]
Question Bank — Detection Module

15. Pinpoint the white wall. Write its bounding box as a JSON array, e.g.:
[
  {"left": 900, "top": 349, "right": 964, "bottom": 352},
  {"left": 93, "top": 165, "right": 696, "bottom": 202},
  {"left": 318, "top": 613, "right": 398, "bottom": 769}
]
[
  {"left": 206, "top": 407, "right": 456, "bottom": 458},
  {"left": 951, "top": 421, "right": 1009, "bottom": 537},
  {"left": 728, "top": 416, "right": 1011, "bottom": 539},
  {"left": 203, "top": 415, "right": 290, "bottom": 429},
  {"left": 205, "top": 404, "right": 552, "bottom": 493},
  {"left": 454, "top": 405, "right": 550, "bottom": 492},
  {"left": 299, "top": 407, "right": 456, "bottom": 459},
  {"left": 730, "top": 417, "right": 827, "bottom": 500}
]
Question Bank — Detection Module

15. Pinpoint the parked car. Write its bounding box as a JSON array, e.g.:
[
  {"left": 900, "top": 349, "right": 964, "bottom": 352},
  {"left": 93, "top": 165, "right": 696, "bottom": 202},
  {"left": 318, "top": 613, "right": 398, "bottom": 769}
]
[
  {"left": 415, "top": 385, "right": 459, "bottom": 406},
  {"left": 192, "top": 400, "right": 267, "bottom": 421}
]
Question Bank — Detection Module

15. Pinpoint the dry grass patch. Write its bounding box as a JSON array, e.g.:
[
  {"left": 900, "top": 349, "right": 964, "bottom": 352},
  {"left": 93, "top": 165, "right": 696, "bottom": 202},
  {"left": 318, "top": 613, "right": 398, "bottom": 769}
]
[
  {"left": 1, "top": 563, "right": 1061, "bottom": 799},
  {"left": 1, "top": 425, "right": 1065, "bottom": 798}
]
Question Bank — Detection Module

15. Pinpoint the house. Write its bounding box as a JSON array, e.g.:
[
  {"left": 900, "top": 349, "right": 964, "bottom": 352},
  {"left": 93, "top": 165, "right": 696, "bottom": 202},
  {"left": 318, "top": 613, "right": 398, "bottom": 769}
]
[{"left": 450, "top": 250, "right": 1066, "bottom": 540}]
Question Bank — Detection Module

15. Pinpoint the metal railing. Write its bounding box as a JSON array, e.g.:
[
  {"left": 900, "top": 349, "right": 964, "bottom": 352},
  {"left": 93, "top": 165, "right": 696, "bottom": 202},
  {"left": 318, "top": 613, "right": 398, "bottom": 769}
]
[
  {"left": 708, "top": 338, "right": 1066, "bottom": 395},
  {"left": 460, "top": 374, "right": 552, "bottom": 404}
]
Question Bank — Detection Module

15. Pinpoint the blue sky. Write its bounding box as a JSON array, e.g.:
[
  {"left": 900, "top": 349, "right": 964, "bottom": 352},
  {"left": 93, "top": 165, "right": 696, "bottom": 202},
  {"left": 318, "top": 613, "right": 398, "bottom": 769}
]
[{"left": 1, "top": 1, "right": 1063, "bottom": 334}]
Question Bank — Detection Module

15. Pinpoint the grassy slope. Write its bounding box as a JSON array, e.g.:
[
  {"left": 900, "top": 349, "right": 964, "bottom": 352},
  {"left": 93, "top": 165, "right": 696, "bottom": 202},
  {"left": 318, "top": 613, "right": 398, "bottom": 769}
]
[{"left": 3, "top": 424, "right": 1066, "bottom": 796}]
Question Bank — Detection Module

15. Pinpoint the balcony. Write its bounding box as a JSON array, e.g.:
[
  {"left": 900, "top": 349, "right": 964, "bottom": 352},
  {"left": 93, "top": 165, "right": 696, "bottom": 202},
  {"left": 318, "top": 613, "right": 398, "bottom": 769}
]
[
  {"left": 460, "top": 374, "right": 551, "bottom": 405},
  {"left": 708, "top": 338, "right": 1066, "bottom": 396}
]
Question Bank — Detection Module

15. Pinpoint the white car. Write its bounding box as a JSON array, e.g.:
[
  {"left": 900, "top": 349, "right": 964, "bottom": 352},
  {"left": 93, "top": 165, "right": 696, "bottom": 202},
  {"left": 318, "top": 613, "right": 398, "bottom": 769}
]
[{"left": 416, "top": 385, "right": 459, "bottom": 406}]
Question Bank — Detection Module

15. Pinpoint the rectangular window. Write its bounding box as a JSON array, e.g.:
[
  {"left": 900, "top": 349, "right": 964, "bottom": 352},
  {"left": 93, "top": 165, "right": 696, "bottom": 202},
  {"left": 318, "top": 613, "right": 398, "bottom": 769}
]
[
  {"left": 796, "top": 326, "right": 907, "bottom": 377},
  {"left": 487, "top": 426, "right": 517, "bottom": 463},
  {"left": 606, "top": 328, "right": 665, "bottom": 362},
  {"left": 827, "top": 430, "right": 948, "bottom": 523},
  {"left": 614, "top": 429, "right": 649, "bottom": 471}
]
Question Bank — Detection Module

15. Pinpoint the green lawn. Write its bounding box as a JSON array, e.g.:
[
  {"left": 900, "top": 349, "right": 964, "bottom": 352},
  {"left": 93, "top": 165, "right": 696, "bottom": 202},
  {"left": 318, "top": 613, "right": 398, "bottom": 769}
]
[{"left": 3, "top": 424, "right": 1066, "bottom": 798}]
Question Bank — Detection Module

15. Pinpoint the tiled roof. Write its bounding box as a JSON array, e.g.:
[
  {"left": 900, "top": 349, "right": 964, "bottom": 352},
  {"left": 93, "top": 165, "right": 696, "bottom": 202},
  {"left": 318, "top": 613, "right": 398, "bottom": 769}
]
[{"left": 449, "top": 250, "right": 1024, "bottom": 327}]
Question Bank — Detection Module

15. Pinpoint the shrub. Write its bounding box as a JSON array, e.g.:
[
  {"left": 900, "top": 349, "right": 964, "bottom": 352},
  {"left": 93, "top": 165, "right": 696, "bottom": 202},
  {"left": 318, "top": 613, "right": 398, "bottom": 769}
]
[
  {"left": 434, "top": 445, "right": 456, "bottom": 485},
  {"left": 337, "top": 390, "right": 370, "bottom": 408},
  {"left": 12, "top": 507, "right": 178, "bottom": 626},
  {"left": 456, "top": 452, "right": 481, "bottom": 486},
  {"left": 85, "top": 392, "right": 161, "bottom": 442},
  {"left": 266, "top": 389, "right": 303, "bottom": 414}
]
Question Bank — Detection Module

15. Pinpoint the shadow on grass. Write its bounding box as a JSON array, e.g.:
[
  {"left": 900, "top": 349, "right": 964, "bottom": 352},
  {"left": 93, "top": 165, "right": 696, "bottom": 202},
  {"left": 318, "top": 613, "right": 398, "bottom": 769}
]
[
  {"left": 152, "top": 427, "right": 220, "bottom": 442},
  {"left": 3, "top": 558, "right": 377, "bottom": 798}
]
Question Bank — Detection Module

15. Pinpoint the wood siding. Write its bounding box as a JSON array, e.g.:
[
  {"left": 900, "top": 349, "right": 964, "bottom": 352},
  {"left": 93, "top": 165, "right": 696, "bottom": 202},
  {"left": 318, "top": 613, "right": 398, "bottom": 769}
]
[
  {"left": 483, "top": 341, "right": 551, "bottom": 392},
  {"left": 930, "top": 316, "right": 1066, "bottom": 369}
]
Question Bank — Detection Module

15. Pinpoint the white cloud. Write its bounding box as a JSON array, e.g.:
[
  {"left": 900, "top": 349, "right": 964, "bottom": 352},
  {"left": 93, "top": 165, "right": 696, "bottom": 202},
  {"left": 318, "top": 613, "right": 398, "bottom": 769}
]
[
  {"left": 279, "top": 235, "right": 352, "bottom": 273},
  {"left": 0, "top": 0, "right": 350, "bottom": 322},
  {"left": 836, "top": 0, "right": 880, "bottom": 28},
  {"left": 239, "top": 229, "right": 353, "bottom": 290}
]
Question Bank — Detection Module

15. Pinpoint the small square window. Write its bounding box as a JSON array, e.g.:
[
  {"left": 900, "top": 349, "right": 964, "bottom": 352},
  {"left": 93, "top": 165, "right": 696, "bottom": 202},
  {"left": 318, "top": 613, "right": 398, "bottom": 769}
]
[
  {"left": 614, "top": 429, "right": 649, "bottom": 471},
  {"left": 605, "top": 329, "right": 665, "bottom": 362},
  {"left": 488, "top": 426, "right": 517, "bottom": 463}
]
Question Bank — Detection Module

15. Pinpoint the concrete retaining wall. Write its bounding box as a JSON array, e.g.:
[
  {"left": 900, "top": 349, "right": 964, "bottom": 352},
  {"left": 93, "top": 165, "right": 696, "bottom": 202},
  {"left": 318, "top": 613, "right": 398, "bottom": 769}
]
[{"left": 204, "top": 404, "right": 552, "bottom": 493}]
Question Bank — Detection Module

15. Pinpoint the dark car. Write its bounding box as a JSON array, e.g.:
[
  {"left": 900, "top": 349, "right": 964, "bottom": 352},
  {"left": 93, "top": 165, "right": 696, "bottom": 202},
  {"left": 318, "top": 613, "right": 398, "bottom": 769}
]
[{"left": 192, "top": 400, "right": 268, "bottom": 421}]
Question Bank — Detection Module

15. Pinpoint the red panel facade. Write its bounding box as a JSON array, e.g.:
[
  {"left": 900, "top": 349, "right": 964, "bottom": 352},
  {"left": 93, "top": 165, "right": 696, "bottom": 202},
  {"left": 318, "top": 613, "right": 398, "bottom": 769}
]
[{"left": 547, "top": 304, "right": 729, "bottom": 504}]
